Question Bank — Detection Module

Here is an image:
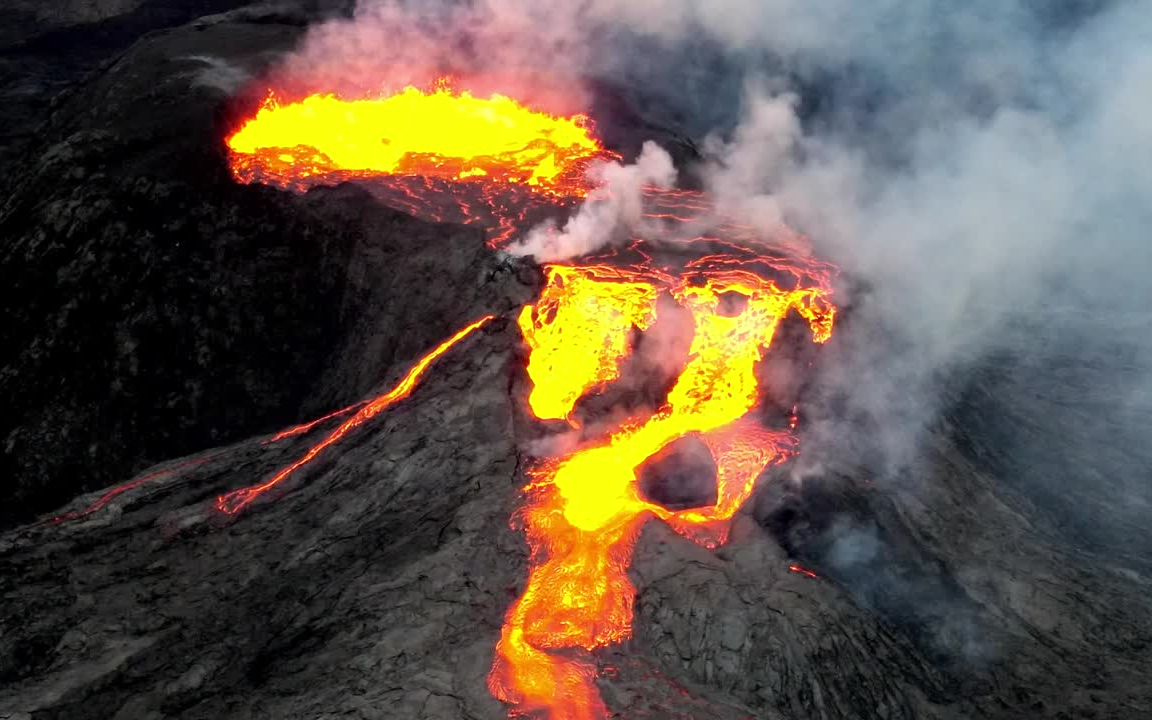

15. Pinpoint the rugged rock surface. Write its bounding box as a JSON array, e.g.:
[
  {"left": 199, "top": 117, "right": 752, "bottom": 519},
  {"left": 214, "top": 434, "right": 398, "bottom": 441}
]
[
  {"left": 2, "top": 311, "right": 1149, "bottom": 719},
  {"left": 1, "top": 5, "right": 1150, "bottom": 720},
  {"left": 0, "top": 5, "right": 430, "bottom": 527}
]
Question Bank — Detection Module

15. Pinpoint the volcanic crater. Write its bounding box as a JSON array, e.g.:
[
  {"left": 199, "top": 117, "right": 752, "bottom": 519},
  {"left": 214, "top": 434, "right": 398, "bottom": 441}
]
[{"left": 1, "top": 3, "right": 1149, "bottom": 720}]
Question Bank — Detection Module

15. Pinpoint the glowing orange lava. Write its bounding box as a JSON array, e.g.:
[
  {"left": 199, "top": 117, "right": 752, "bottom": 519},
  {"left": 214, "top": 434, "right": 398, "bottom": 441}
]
[
  {"left": 789, "top": 564, "right": 820, "bottom": 579},
  {"left": 217, "top": 315, "right": 493, "bottom": 515},
  {"left": 489, "top": 260, "right": 836, "bottom": 719},
  {"left": 47, "top": 456, "right": 218, "bottom": 525},
  {"left": 264, "top": 401, "right": 368, "bottom": 443},
  {"left": 222, "top": 80, "right": 840, "bottom": 716},
  {"left": 226, "top": 81, "right": 612, "bottom": 246}
]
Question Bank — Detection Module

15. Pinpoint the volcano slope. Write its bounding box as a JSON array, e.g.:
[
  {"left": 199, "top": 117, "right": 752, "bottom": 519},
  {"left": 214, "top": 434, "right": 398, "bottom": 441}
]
[{"left": 2, "top": 7, "right": 1151, "bottom": 720}]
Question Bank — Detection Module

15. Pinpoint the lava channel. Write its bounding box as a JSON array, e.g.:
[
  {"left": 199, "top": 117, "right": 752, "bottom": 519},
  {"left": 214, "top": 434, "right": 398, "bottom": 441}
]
[
  {"left": 488, "top": 260, "right": 836, "bottom": 719},
  {"left": 223, "top": 77, "right": 841, "bottom": 718},
  {"left": 217, "top": 314, "right": 493, "bottom": 515}
]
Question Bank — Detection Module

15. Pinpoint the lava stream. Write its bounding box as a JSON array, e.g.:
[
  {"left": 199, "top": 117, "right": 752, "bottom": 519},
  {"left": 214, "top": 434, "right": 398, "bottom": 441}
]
[
  {"left": 47, "top": 455, "right": 218, "bottom": 525},
  {"left": 264, "top": 401, "right": 368, "bottom": 443},
  {"left": 217, "top": 315, "right": 494, "bottom": 515},
  {"left": 489, "top": 262, "right": 836, "bottom": 719},
  {"left": 224, "top": 79, "right": 842, "bottom": 717}
]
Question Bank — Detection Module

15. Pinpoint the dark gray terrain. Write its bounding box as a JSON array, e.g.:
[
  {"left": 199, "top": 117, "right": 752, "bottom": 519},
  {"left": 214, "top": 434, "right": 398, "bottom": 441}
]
[{"left": 1, "top": 3, "right": 1149, "bottom": 720}]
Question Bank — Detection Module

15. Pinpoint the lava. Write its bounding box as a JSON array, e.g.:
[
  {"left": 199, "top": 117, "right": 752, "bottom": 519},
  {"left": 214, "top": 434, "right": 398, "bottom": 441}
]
[
  {"left": 217, "top": 315, "right": 493, "bottom": 515},
  {"left": 264, "top": 400, "right": 367, "bottom": 443},
  {"left": 518, "top": 264, "right": 665, "bottom": 423},
  {"left": 789, "top": 564, "right": 820, "bottom": 579},
  {"left": 227, "top": 80, "right": 613, "bottom": 246},
  {"left": 224, "top": 78, "right": 841, "bottom": 718},
  {"left": 489, "top": 259, "right": 836, "bottom": 719},
  {"left": 47, "top": 456, "right": 216, "bottom": 525}
]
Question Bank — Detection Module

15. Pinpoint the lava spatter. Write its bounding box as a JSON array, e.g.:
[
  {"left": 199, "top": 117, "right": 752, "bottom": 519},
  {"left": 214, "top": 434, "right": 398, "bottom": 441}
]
[
  {"left": 217, "top": 315, "right": 494, "bottom": 515},
  {"left": 489, "top": 260, "right": 836, "bottom": 719}
]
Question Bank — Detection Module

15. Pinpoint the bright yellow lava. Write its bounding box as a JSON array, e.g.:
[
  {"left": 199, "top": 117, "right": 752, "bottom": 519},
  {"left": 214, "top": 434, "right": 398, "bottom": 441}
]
[
  {"left": 490, "top": 262, "right": 836, "bottom": 720},
  {"left": 226, "top": 82, "right": 606, "bottom": 194}
]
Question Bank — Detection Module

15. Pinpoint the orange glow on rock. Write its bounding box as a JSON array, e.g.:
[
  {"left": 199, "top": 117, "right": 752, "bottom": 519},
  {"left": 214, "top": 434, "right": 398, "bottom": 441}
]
[{"left": 490, "top": 259, "right": 836, "bottom": 719}]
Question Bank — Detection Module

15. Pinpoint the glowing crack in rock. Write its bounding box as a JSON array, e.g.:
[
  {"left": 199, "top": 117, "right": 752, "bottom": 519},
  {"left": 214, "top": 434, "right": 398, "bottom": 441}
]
[
  {"left": 789, "top": 564, "right": 820, "bottom": 579},
  {"left": 216, "top": 315, "right": 493, "bottom": 515},
  {"left": 47, "top": 456, "right": 218, "bottom": 525},
  {"left": 488, "top": 261, "right": 836, "bottom": 719},
  {"left": 263, "top": 401, "right": 368, "bottom": 443}
]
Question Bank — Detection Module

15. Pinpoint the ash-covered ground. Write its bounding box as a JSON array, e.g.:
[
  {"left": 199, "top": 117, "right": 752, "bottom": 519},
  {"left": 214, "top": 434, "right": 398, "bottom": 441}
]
[{"left": 1, "top": 2, "right": 1150, "bottom": 719}]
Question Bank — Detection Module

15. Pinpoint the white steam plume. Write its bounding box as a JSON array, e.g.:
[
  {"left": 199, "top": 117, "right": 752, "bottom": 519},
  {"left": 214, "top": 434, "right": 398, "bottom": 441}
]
[{"left": 506, "top": 141, "right": 676, "bottom": 262}]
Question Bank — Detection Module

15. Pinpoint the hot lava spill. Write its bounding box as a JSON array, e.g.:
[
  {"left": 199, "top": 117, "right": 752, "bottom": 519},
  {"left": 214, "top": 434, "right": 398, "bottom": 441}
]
[
  {"left": 226, "top": 79, "right": 613, "bottom": 246},
  {"left": 45, "top": 455, "right": 219, "bottom": 526},
  {"left": 217, "top": 315, "right": 493, "bottom": 515},
  {"left": 488, "top": 258, "right": 836, "bottom": 719}
]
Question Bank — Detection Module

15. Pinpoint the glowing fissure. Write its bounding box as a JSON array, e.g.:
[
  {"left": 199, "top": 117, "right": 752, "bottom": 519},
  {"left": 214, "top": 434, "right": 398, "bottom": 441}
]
[
  {"left": 789, "top": 564, "right": 820, "bottom": 579},
  {"left": 264, "top": 401, "right": 368, "bottom": 443},
  {"left": 217, "top": 315, "right": 493, "bottom": 515},
  {"left": 489, "top": 262, "right": 835, "bottom": 718}
]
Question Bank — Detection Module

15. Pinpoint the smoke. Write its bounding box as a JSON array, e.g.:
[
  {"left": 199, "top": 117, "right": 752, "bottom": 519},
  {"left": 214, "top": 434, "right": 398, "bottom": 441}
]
[
  {"left": 270, "top": 0, "right": 601, "bottom": 115},
  {"left": 506, "top": 141, "right": 676, "bottom": 262},
  {"left": 700, "top": 87, "right": 801, "bottom": 237},
  {"left": 184, "top": 56, "right": 255, "bottom": 95}
]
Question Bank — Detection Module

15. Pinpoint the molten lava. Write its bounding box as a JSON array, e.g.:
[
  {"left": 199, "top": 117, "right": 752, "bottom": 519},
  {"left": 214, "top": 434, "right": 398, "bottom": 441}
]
[
  {"left": 489, "top": 260, "right": 836, "bottom": 719},
  {"left": 47, "top": 456, "right": 217, "bottom": 525},
  {"left": 264, "top": 401, "right": 368, "bottom": 443},
  {"left": 789, "top": 564, "right": 820, "bottom": 579},
  {"left": 227, "top": 81, "right": 611, "bottom": 246},
  {"left": 224, "top": 79, "right": 841, "bottom": 717},
  {"left": 217, "top": 315, "right": 493, "bottom": 515}
]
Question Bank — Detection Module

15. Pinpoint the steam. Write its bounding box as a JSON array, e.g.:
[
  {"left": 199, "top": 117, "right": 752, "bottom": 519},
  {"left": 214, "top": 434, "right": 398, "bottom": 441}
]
[
  {"left": 184, "top": 56, "right": 254, "bottom": 94},
  {"left": 506, "top": 141, "right": 676, "bottom": 262},
  {"left": 700, "top": 87, "right": 800, "bottom": 238}
]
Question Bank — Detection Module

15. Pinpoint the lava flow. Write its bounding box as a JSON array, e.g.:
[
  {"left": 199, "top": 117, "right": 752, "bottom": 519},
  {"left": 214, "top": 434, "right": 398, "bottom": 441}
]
[
  {"left": 217, "top": 315, "right": 493, "bottom": 515},
  {"left": 226, "top": 80, "right": 612, "bottom": 246},
  {"left": 488, "top": 260, "right": 836, "bottom": 719},
  {"left": 46, "top": 455, "right": 218, "bottom": 526},
  {"left": 225, "top": 78, "right": 840, "bottom": 718}
]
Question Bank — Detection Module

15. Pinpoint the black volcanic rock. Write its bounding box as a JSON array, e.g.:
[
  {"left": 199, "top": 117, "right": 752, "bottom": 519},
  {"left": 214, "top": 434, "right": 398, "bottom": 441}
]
[{"left": 638, "top": 434, "right": 719, "bottom": 511}]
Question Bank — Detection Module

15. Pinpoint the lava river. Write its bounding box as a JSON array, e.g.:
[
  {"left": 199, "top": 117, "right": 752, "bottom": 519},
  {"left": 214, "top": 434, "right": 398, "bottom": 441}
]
[
  {"left": 218, "top": 79, "right": 839, "bottom": 719},
  {"left": 488, "top": 260, "right": 835, "bottom": 719}
]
